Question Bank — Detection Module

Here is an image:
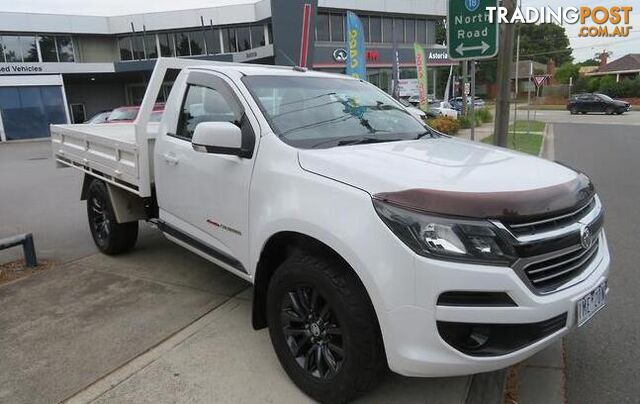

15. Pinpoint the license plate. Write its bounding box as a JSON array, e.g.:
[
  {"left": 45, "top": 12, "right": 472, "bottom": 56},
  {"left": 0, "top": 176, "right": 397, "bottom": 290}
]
[{"left": 577, "top": 280, "right": 607, "bottom": 327}]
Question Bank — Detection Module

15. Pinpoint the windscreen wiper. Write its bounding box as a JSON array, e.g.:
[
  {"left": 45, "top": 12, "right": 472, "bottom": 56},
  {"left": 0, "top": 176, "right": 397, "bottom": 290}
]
[{"left": 337, "top": 137, "right": 404, "bottom": 146}]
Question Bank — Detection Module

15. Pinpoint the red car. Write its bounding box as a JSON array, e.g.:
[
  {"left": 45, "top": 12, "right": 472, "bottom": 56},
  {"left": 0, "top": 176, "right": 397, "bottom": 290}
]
[{"left": 106, "top": 103, "right": 165, "bottom": 123}]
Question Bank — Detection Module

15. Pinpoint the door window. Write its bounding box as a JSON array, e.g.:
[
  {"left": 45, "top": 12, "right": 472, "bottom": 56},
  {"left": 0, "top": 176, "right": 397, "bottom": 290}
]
[{"left": 176, "top": 85, "right": 240, "bottom": 140}]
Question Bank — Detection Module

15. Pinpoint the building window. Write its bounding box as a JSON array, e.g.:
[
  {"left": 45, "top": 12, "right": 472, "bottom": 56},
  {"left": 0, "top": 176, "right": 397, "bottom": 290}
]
[
  {"left": 359, "top": 15, "right": 369, "bottom": 42},
  {"left": 39, "top": 36, "right": 58, "bottom": 62},
  {"left": 158, "top": 33, "right": 174, "bottom": 57},
  {"left": 370, "top": 16, "right": 382, "bottom": 43},
  {"left": 416, "top": 20, "right": 427, "bottom": 43},
  {"left": 393, "top": 18, "right": 404, "bottom": 43},
  {"left": 330, "top": 13, "right": 344, "bottom": 42},
  {"left": 268, "top": 22, "right": 273, "bottom": 44},
  {"left": 190, "top": 31, "right": 205, "bottom": 55},
  {"left": 131, "top": 35, "right": 145, "bottom": 59},
  {"left": 205, "top": 29, "right": 220, "bottom": 54},
  {"left": 316, "top": 13, "right": 329, "bottom": 41},
  {"left": 144, "top": 35, "right": 158, "bottom": 59},
  {"left": 405, "top": 19, "right": 415, "bottom": 44},
  {"left": 237, "top": 27, "right": 251, "bottom": 52},
  {"left": 222, "top": 28, "right": 237, "bottom": 53},
  {"left": 175, "top": 32, "right": 190, "bottom": 56},
  {"left": 21, "top": 36, "right": 38, "bottom": 62},
  {"left": 118, "top": 37, "right": 133, "bottom": 60},
  {"left": 2, "top": 36, "right": 37, "bottom": 62},
  {"left": 251, "top": 25, "right": 265, "bottom": 47},
  {"left": 56, "top": 36, "right": 74, "bottom": 62},
  {"left": 380, "top": 17, "right": 391, "bottom": 43}
]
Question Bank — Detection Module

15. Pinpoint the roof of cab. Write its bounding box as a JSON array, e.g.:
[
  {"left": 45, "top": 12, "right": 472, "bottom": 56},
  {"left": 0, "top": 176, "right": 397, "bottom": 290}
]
[{"left": 187, "top": 62, "right": 354, "bottom": 80}]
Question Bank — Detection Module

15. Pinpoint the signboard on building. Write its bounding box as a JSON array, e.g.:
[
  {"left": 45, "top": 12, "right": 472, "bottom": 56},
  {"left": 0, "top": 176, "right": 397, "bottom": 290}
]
[
  {"left": 447, "top": 0, "right": 499, "bottom": 61},
  {"left": 0, "top": 62, "right": 114, "bottom": 75},
  {"left": 397, "top": 79, "right": 419, "bottom": 97}
]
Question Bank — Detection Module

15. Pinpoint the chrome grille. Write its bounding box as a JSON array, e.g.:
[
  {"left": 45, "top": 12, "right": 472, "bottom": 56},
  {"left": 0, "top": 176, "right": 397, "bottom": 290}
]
[
  {"left": 522, "top": 237, "right": 600, "bottom": 293},
  {"left": 495, "top": 196, "right": 604, "bottom": 294},
  {"left": 507, "top": 197, "right": 596, "bottom": 237}
]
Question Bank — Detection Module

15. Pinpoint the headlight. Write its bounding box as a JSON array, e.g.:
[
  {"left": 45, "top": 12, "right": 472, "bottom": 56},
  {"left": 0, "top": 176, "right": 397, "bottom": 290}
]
[{"left": 373, "top": 199, "right": 516, "bottom": 265}]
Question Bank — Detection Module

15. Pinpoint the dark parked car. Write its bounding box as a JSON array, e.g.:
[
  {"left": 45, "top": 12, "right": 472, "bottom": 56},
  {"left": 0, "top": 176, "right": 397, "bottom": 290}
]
[{"left": 567, "top": 93, "right": 631, "bottom": 115}]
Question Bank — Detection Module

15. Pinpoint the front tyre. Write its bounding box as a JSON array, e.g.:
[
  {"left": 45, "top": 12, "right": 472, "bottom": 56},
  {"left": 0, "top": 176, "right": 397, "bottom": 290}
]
[
  {"left": 86, "top": 179, "right": 138, "bottom": 255},
  {"left": 266, "top": 253, "right": 387, "bottom": 403}
]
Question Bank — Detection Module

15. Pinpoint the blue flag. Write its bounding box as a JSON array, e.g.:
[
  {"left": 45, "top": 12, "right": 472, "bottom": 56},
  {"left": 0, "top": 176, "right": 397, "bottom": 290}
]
[{"left": 345, "top": 11, "right": 366, "bottom": 80}]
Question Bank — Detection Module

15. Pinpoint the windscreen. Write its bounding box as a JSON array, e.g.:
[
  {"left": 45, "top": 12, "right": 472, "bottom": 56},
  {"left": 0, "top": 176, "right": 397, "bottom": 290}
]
[
  {"left": 107, "top": 108, "right": 138, "bottom": 122},
  {"left": 243, "top": 76, "right": 427, "bottom": 149}
]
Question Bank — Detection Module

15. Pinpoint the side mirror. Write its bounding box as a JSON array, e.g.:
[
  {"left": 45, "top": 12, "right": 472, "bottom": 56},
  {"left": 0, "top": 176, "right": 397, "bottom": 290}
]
[{"left": 192, "top": 121, "right": 243, "bottom": 156}]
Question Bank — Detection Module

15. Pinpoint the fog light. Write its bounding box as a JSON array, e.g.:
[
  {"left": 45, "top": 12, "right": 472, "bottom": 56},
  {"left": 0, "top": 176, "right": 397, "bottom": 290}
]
[{"left": 462, "top": 325, "right": 490, "bottom": 350}]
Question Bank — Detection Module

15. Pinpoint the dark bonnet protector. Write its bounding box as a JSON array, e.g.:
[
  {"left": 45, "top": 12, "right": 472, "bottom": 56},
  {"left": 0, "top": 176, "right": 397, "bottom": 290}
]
[{"left": 373, "top": 173, "right": 595, "bottom": 223}]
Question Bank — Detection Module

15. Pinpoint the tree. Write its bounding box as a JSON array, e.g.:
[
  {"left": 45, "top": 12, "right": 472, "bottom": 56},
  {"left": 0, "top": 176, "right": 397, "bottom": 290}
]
[
  {"left": 578, "top": 58, "right": 601, "bottom": 67},
  {"left": 516, "top": 23, "right": 573, "bottom": 66},
  {"left": 555, "top": 62, "right": 580, "bottom": 84}
]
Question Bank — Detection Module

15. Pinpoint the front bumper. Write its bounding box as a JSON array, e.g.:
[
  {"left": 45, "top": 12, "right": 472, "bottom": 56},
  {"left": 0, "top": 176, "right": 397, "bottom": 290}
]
[{"left": 381, "top": 231, "right": 610, "bottom": 377}]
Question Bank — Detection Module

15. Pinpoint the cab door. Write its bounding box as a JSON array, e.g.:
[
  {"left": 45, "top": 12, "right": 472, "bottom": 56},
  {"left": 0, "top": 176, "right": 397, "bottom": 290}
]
[{"left": 154, "top": 70, "right": 258, "bottom": 275}]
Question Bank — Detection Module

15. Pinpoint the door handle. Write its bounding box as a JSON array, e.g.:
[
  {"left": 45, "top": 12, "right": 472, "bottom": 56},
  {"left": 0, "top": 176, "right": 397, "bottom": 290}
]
[{"left": 163, "top": 153, "right": 179, "bottom": 166}]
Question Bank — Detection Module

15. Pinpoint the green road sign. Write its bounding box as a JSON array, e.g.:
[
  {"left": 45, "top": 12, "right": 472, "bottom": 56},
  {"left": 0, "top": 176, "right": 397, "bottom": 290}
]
[{"left": 447, "top": 0, "right": 499, "bottom": 60}]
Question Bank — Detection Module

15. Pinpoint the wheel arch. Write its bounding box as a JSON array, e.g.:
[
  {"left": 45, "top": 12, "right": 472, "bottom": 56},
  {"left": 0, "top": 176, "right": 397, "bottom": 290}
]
[
  {"left": 251, "top": 231, "right": 378, "bottom": 332},
  {"left": 81, "top": 174, "right": 148, "bottom": 223}
]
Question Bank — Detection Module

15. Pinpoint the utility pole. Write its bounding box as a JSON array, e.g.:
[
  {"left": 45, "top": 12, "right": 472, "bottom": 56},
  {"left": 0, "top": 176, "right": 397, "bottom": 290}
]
[
  {"left": 461, "top": 60, "right": 468, "bottom": 116},
  {"left": 494, "top": 0, "right": 517, "bottom": 147},
  {"left": 471, "top": 60, "right": 476, "bottom": 141}
]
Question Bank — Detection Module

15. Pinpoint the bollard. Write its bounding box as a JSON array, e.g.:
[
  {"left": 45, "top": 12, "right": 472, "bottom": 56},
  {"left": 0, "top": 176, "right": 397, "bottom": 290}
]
[
  {"left": 23, "top": 234, "right": 38, "bottom": 268},
  {"left": 0, "top": 233, "right": 38, "bottom": 268}
]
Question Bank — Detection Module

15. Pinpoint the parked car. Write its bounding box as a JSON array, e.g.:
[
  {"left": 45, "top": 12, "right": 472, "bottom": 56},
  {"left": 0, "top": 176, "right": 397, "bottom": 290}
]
[
  {"left": 448, "top": 96, "right": 485, "bottom": 111},
  {"left": 406, "top": 95, "right": 439, "bottom": 107},
  {"left": 84, "top": 110, "right": 111, "bottom": 124},
  {"left": 567, "top": 93, "right": 631, "bottom": 115},
  {"left": 397, "top": 97, "right": 436, "bottom": 121},
  {"left": 106, "top": 103, "right": 165, "bottom": 123},
  {"left": 52, "top": 59, "right": 610, "bottom": 404},
  {"left": 430, "top": 101, "right": 459, "bottom": 119}
]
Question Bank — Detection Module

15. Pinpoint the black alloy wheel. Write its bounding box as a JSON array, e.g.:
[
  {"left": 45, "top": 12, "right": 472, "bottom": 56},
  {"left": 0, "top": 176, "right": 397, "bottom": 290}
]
[
  {"left": 86, "top": 179, "right": 138, "bottom": 255},
  {"left": 266, "top": 252, "right": 387, "bottom": 403},
  {"left": 280, "top": 286, "right": 344, "bottom": 379},
  {"left": 89, "top": 194, "right": 110, "bottom": 244}
]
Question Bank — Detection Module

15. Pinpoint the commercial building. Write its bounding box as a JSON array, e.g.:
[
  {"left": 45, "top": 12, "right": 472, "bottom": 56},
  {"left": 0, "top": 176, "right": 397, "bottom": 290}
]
[{"left": 0, "top": 0, "right": 451, "bottom": 141}]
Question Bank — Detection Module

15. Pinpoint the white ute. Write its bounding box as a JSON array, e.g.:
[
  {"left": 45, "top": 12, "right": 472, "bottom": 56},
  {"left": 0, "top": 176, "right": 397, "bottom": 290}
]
[{"left": 52, "top": 58, "right": 610, "bottom": 403}]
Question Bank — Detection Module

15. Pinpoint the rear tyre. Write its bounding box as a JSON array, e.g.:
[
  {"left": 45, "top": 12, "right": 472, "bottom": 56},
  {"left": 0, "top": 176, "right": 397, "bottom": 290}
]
[
  {"left": 570, "top": 106, "right": 578, "bottom": 115},
  {"left": 266, "top": 252, "right": 387, "bottom": 404},
  {"left": 581, "top": 111, "right": 587, "bottom": 114},
  {"left": 86, "top": 179, "right": 138, "bottom": 255}
]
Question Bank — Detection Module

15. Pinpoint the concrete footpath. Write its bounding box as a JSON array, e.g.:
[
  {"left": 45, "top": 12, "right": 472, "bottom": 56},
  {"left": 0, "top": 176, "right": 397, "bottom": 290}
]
[{"left": 0, "top": 239, "right": 500, "bottom": 404}]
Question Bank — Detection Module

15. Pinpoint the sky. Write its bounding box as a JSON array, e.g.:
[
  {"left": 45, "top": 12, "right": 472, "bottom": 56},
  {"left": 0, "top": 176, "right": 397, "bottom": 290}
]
[
  {"left": 521, "top": 0, "right": 640, "bottom": 62},
  {"left": 0, "top": 0, "right": 638, "bottom": 63}
]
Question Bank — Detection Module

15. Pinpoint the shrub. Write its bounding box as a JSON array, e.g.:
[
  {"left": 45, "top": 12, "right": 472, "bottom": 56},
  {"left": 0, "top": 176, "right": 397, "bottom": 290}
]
[
  {"left": 427, "top": 116, "right": 460, "bottom": 134},
  {"left": 457, "top": 114, "right": 482, "bottom": 129},
  {"left": 476, "top": 107, "right": 493, "bottom": 123}
]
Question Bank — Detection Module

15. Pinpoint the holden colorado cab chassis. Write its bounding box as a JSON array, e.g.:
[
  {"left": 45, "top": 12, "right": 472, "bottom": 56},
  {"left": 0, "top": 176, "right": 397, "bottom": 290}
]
[{"left": 51, "top": 58, "right": 610, "bottom": 403}]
